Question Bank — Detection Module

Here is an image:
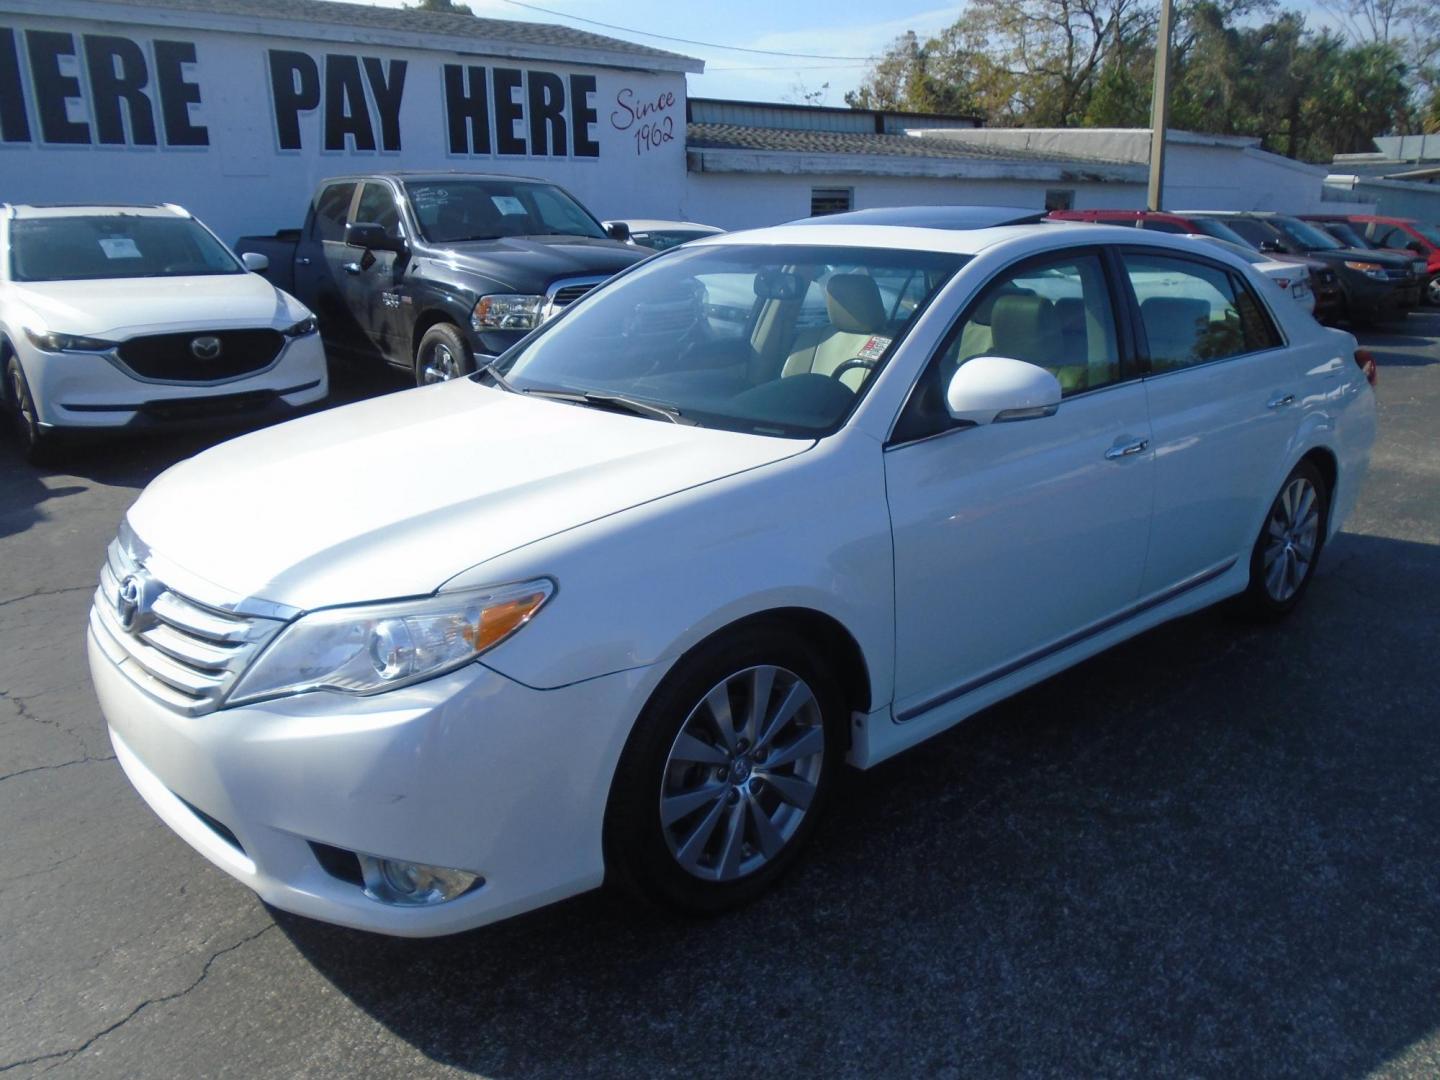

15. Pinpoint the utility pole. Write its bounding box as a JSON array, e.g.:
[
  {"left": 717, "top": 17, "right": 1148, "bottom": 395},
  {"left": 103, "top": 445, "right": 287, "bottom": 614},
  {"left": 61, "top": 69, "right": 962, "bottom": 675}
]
[{"left": 1147, "top": 0, "right": 1174, "bottom": 210}]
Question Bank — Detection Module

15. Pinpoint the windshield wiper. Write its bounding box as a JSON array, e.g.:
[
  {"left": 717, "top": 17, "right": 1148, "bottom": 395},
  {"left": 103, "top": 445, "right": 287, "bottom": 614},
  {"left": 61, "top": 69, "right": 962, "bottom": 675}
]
[
  {"left": 580, "top": 392, "right": 691, "bottom": 424},
  {"left": 475, "top": 360, "right": 519, "bottom": 393}
]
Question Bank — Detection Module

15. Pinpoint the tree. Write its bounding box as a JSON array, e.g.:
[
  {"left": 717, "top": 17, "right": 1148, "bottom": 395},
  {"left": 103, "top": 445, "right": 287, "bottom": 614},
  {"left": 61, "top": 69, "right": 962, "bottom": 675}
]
[{"left": 409, "top": 0, "right": 473, "bottom": 13}]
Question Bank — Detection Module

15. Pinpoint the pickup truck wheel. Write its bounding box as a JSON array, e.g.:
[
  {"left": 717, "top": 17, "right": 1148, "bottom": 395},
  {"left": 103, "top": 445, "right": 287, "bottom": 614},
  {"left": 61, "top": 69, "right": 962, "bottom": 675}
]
[{"left": 415, "top": 323, "right": 473, "bottom": 386}]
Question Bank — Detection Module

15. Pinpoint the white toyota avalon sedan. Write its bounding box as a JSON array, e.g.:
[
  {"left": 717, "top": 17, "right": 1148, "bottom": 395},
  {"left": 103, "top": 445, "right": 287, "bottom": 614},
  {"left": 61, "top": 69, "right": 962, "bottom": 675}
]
[
  {"left": 88, "top": 219, "right": 1376, "bottom": 936},
  {"left": 1, "top": 203, "right": 326, "bottom": 462}
]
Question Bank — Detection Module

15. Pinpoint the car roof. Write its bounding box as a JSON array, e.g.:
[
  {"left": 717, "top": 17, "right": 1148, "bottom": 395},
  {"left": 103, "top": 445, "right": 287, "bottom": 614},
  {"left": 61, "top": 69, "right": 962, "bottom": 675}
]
[
  {"left": 5, "top": 203, "right": 189, "bottom": 219},
  {"left": 786, "top": 205, "right": 1048, "bottom": 230},
  {"left": 693, "top": 220, "right": 1176, "bottom": 257},
  {"left": 323, "top": 171, "right": 556, "bottom": 185}
]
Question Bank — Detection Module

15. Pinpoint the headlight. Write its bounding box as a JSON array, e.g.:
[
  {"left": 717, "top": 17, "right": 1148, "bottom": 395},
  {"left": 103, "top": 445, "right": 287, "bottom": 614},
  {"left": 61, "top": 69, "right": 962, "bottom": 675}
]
[
  {"left": 24, "top": 328, "right": 115, "bottom": 353},
  {"left": 226, "top": 579, "right": 554, "bottom": 704},
  {"left": 1343, "top": 261, "right": 1387, "bottom": 279},
  {"left": 282, "top": 315, "right": 317, "bottom": 337},
  {"left": 471, "top": 294, "right": 545, "bottom": 332}
]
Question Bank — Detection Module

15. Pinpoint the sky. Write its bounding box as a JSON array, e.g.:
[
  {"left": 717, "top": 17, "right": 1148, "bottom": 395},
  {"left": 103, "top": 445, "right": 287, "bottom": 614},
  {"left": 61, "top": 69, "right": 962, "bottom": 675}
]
[{"left": 369, "top": 0, "right": 1339, "bottom": 106}]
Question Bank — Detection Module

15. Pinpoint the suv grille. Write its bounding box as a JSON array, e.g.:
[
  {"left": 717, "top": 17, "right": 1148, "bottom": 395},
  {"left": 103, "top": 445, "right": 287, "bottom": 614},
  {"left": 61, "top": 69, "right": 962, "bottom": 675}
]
[
  {"left": 116, "top": 329, "right": 285, "bottom": 383},
  {"left": 543, "top": 276, "right": 609, "bottom": 321},
  {"left": 90, "top": 531, "right": 285, "bottom": 716}
]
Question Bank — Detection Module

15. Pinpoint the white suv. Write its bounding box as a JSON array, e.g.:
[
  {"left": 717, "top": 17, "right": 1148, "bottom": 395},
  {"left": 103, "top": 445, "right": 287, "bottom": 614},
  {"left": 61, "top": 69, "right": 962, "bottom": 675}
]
[
  {"left": 88, "top": 220, "right": 1376, "bottom": 936},
  {"left": 1, "top": 203, "right": 327, "bottom": 462}
]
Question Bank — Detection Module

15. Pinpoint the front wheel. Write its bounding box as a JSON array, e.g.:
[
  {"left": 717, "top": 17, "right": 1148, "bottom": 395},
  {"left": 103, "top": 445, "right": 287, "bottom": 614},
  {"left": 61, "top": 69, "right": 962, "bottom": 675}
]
[
  {"left": 604, "top": 625, "right": 845, "bottom": 914},
  {"left": 1237, "top": 459, "right": 1329, "bottom": 620},
  {"left": 414, "top": 323, "right": 473, "bottom": 386},
  {"left": 6, "top": 355, "right": 58, "bottom": 465},
  {"left": 1427, "top": 274, "right": 1440, "bottom": 308}
]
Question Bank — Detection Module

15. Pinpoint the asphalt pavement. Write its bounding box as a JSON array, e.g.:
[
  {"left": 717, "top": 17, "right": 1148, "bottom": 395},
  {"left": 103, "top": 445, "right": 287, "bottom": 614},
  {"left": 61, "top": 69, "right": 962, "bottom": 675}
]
[{"left": 2, "top": 317, "right": 1438, "bottom": 1079}]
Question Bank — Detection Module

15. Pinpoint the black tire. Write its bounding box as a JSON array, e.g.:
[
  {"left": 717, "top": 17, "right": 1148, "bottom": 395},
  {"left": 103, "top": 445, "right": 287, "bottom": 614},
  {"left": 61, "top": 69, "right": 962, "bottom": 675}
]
[
  {"left": 414, "top": 323, "right": 474, "bottom": 386},
  {"left": 5, "top": 355, "right": 59, "bottom": 466},
  {"left": 604, "top": 622, "right": 846, "bottom": 915},
  {"left": 1236, "top": 459, "right": 1330, "bottom": 621},
  {"left": 1426, "top": 274, "right": 1440, "bottom": 308}
]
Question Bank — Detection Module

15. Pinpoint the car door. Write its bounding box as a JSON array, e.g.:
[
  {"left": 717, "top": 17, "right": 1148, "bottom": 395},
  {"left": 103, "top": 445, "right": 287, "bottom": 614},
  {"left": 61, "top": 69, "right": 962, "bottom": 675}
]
[
  {"left": 295, "top": 180, "right": 363, "bottom": 354},
  {"left": 346, "top": 180, "right": 410, "bottom": 361},
  {"left": 1119, "top": 248, "right": 1303, "bottom": 597},
  {"left": 884, "top": 248, "right": 1155, "bottom": 719}
]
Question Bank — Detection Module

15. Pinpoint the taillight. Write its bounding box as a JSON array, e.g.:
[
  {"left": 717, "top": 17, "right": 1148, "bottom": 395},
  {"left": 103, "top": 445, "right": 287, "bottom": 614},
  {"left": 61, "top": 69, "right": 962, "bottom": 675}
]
[{"left": 1355, "top": 348, "right": 1377, "bottom": 387}]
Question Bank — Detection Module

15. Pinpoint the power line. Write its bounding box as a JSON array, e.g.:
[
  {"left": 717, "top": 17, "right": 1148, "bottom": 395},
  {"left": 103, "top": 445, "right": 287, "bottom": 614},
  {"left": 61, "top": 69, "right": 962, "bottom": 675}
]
[
  {"left": 498, "top": 0, "right": 875, "bottom": 61},
  {"left": 706, "top": 63, "right": 872, "bottom": 72}
]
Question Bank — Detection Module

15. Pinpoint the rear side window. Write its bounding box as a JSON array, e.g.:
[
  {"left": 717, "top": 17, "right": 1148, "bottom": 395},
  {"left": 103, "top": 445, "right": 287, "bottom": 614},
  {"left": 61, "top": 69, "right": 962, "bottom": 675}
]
[
  {"left": 1122, "top": 252, "right": 1281, "bottom": 371},
  {"left": 311, "top": 183, "right": 356, "bottom": 242}
]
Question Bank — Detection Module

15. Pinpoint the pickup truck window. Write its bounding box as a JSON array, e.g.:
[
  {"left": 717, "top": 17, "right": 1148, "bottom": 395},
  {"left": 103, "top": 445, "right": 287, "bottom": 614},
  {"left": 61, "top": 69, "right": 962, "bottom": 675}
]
[
  {"left": 404, "top": 179, "right": 606, "bottom": 243},
  {"left": 355, "top": 183, "right": 401, "bottom": 233},
  {"left": 10, "top": 215, "right": 241, "bottom": 282},
  {"left": 312, "top": 183, "right": 356, "bottom": 242}
]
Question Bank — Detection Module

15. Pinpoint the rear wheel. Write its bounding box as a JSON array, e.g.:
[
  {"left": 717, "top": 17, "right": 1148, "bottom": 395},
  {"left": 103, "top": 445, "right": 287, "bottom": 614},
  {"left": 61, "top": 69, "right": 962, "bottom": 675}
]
[
  {"left": 414, "top": 323, "right": 473, "bottom": 386},
  {"left": 1427, "top": 274, "right": 1440, "bottom": 308},
  {"left": 605, "top": 625, "right": 845, "bottom": 914},
  {"left": 1237, "top": 459, "right": 1329, "bottom": 620}
]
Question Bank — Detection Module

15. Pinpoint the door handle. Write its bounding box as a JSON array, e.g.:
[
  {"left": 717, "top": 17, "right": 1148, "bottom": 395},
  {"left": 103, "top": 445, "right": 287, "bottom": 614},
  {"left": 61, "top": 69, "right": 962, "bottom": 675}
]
[
  {"left": 296, "top": 256, "right": 311, "bottom": 266},
  {"left": 1105, "top": 437, "right": 1149, "bottom": 460},
  {"left": 343, "top": 262, "right": 361, "bottom": 275},
  {"left": 1267, "top": 393, "right": 1295, "bottom": 409}
]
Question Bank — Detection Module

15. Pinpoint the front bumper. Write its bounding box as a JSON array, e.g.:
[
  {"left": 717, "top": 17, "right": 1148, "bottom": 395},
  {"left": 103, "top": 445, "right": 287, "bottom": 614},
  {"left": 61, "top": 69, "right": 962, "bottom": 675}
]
[
  {"left": 24, "top": 332, "right": 328, "bottom": 432},
  {"left": 89, "top": 622, "right": 652, "bottom": 936}
]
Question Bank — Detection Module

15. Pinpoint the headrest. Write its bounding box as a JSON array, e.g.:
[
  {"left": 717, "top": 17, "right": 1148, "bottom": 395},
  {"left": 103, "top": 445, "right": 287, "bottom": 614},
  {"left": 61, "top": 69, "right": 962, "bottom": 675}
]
[
  {"left": 1139, "top": 297, "right": 1210, "bottom": 327},
  {"left": 989, "top": 293, "right": 1059, "bottom": 364},
  {"left": 825, "top": 274, "right": 886, "bottom": 334}
]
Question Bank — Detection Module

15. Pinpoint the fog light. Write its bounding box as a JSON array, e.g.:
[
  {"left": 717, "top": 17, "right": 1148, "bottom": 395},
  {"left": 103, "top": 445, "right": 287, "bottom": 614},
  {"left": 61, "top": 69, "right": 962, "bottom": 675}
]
[{"left": 357, "top": 854, "right": 482, "bottom": 906}]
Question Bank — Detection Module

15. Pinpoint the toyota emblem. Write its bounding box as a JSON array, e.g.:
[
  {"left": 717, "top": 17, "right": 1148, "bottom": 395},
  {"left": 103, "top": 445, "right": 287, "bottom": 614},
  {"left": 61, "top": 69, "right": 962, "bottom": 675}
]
[
  {"left": 115, "top": 571, "right": 158, "bottom": 634},
  {"left": 190, "top": 335, "right": 223, "bottom": 360}
]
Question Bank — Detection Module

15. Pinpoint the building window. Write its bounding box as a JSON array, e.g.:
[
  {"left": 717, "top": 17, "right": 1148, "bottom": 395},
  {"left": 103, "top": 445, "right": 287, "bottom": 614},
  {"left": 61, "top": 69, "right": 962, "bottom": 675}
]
[
  {"left": 810, "top": 188, "right": 853, "bottom": 216},
  {"left": 1045, "top": 189, "right": 1075, "bottom": 212}
]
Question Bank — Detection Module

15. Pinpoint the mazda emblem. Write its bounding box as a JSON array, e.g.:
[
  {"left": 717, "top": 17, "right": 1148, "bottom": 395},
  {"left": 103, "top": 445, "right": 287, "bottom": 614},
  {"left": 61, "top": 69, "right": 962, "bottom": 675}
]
[{"left": 190, "top": 335, "right": 223, "bottom": 360}]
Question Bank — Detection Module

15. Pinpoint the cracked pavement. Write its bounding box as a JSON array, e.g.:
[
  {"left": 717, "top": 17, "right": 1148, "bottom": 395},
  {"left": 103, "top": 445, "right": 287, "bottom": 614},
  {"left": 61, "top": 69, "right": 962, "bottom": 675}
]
[{"left": 1, "top": 322, "right": 1438, "bottom": 1079}]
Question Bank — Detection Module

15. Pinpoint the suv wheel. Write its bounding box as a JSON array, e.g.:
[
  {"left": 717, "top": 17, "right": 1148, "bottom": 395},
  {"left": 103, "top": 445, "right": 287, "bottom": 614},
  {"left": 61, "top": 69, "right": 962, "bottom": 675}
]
[
  {"left": 605, "top": 624, "right": 845, "bottom": 914},
  {"left": 1427, "top": 274, "right": 1440, "bottom": 308},
  {"left": 414, "top": 323, "right": 473, "bottom": 386},
  {"left": 6, "top": 355, "right": 56, "bottom": 465}
]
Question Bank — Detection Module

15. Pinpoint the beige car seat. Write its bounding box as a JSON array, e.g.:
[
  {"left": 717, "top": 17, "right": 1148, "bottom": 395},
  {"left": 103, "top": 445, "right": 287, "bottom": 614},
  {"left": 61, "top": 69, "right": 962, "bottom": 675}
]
[{"left": 784, "top": 274, "right": 889, "bottom": 391}]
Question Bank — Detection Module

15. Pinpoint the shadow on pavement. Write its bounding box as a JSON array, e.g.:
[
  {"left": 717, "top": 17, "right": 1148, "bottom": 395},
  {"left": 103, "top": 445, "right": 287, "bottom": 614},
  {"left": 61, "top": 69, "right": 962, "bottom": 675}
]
[{"left": 277, "top": 530, "right": 1440, "bottom": 1078}]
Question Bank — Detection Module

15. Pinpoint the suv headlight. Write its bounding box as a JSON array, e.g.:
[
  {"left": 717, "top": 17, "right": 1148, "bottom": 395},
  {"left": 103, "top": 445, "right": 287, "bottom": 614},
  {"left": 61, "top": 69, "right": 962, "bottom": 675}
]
[
  {"left": 282, "top": 315, "right": 318, "bottom": 337},
  {"left": 1343, "top": 260, "right": 1387, "bottom": 280},
  {"left": 227, "top": 579, "right": 554, "bottom": 705},
  {"left": 24, "top": 328, "right": 115, "bottom": 353},
  {"left": 471, "top": 294, "right": 545, "bottom": 331}
]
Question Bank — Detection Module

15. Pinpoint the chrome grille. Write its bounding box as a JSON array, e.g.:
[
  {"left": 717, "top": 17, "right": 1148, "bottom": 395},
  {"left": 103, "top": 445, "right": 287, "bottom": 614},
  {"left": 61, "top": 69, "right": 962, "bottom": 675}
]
[
  {"left": 542, "top": 275, "right": 609, "bottom": 321},
  {"left": 90, "top": 532, "right": 285, "bottom": 716}
]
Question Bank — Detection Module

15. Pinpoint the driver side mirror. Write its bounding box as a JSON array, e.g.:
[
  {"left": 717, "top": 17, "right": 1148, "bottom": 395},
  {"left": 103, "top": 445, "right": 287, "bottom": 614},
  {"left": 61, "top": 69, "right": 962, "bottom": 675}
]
[
  {"left": 1258, "top": 238, "right": 1284, "bottom": 254},
  {"left": 605, "top": 221, "right": 632, "bottom": 242},
  {"left": 345, "top": 221, "right": 406, "bottom": 254},
  {"left": 240, "top": 251, "right": 269, "bottom": 273},
  {"left": 946, "top": 356, "right": 1062, "bottom": 425}
]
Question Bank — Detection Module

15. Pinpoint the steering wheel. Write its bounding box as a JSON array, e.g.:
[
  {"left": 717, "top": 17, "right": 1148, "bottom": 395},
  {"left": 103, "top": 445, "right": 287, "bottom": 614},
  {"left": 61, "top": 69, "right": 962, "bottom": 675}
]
[{"left": 831, "top": 357, "right": 878, "bottom": 385}]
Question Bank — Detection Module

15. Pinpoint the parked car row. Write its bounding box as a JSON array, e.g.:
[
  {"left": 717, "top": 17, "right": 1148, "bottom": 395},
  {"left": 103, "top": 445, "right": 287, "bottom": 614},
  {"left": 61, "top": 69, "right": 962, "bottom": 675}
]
[{"left": 1049, "top": 208, "right": 1438, "bottom": 324}]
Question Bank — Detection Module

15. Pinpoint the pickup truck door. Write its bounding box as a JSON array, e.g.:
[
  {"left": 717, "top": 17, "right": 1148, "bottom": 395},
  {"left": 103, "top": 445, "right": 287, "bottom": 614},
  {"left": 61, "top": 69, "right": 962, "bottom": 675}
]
[
  {"left": 344, "top": 181, "right": 412, "bottom": 365},
  {"left": 296, "top": 181, "right": 365, "bottom": 355}
]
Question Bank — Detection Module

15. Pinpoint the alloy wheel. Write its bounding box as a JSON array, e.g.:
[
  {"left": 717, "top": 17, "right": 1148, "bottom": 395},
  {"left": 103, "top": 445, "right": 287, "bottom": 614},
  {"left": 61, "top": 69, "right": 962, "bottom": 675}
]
[
  {"left": 1428, "top": 275, "right": 1440, "bottom": 307},
  {"left": 9, "top": 363, "right": 38, "bottom": 449},
  {"left": 1263, "top": 475, "right": 1320, "bottom": 603},
  {"left": 420, "top": 342, "right": 462, "bottom": 384},
  {"left": 659, "top": 665, "right": 825, "bottom": 882}
]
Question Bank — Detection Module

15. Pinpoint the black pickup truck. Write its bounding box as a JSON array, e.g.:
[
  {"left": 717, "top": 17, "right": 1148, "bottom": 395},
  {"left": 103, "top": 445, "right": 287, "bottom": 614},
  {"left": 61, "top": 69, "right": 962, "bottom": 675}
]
[{"left": 236, "top": 172, "right": 646, "bottom": 383}]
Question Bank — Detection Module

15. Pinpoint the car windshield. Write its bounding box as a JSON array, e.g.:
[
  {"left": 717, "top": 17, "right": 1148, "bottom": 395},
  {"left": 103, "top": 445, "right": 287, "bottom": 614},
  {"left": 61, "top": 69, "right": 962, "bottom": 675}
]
[
  {"left": 1187, "top": 217, "right": 1254, "bottom": 246},
  {"left": 1193, "top": 236, "right": 1266, "bottom": 264},
  {"left": 1323, "top": 221, "right": 1369, "bottom": 248},
  {"left": 9, "top": 214, "right": 241, "bottom": 282},
  {"left": 493, "top": 243, "right": 966, "bottom": 438},
  {"left": 1270, "top": 217, "right": 1342, "bottom": 251},
  {"left": 632, "top": 230, "right": 716, "bottom": 252},
  {"left": 404, "top": 179, "right": 607, "bottom": 243}
]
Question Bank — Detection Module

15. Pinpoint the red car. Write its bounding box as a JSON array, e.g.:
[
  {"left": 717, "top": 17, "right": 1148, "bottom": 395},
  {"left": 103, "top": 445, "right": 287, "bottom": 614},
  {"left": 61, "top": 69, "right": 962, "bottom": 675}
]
[
  {"left": 1303, "top": 214, "right": 1440, "bottom": 307},
  {"left": 1049, "top": 209, "right": 1345, "bottom": 320}
]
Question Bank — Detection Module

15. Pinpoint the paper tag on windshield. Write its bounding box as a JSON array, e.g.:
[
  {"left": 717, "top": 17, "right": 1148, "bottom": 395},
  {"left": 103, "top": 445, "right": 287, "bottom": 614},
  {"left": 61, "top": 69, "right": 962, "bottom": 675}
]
[
  {"left": 491, "top": 196, "right": 525, "bottom": 215},
  {"left": 858, "top": 335, "right": 891, "bottom": 361},
  {"left": 99, "top": 237, "right": 141, "bottom": 259}
]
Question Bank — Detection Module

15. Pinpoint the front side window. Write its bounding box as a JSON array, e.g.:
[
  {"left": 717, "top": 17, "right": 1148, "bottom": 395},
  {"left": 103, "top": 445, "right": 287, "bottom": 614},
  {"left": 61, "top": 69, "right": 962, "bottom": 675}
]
[
  {"left": 892, "top": 251, "right": 1123, "bottom": 444},
  {"left": 1123, "top": 252, "right": 1280, "bottom": 371},
  {"left": 9, "top": 214, "right": 241, "bottom": 282},
  {"left": 354, "top": 182, "right": 400, "bottom": 234},
  {"left": 311, "top": 182, "right": 356, "bottom": 242},
  {"left": 404, "top": 179, "right": 605, "bottom": 242},
  {"left": 495, "top": 244, "right": 964, "bottom": 438},
  {"left": 1187, "top": 217, "right": 1254, "bottom": 246},
  {"left": 1223, "top": 218, "right": 1286, "bottom": 250}
]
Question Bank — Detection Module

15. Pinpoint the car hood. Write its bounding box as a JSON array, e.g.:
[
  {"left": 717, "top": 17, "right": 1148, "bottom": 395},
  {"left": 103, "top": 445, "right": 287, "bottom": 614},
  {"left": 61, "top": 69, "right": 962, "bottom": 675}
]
[
  {"left": 1308, "top": 246, "right": 1415, "bottom": 269},
  {"left": 422, "top": 235, "right": 645, "bottom": 291},
  {"left": 126, "top": 380, "right": 809, "bottom": 611},
  {"left": 10, "top": 273, "right": 297, "bottom": 339}
]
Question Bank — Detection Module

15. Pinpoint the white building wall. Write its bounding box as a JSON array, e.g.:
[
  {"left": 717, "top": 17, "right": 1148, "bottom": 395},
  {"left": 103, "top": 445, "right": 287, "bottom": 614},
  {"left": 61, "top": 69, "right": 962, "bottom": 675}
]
[{"left": 0, "top": 7, "right": 689, "bottom": 243}]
